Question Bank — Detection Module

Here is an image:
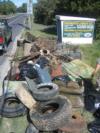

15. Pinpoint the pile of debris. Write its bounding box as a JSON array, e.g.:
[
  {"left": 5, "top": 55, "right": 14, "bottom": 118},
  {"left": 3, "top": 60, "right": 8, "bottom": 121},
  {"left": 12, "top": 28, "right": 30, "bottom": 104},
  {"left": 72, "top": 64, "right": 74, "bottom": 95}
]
[
  {"left": 10, "top": 33, "right": 82, "bottom": 82},
  {"left": 1, "top": 32, "right": 100, "bottom": 133}
]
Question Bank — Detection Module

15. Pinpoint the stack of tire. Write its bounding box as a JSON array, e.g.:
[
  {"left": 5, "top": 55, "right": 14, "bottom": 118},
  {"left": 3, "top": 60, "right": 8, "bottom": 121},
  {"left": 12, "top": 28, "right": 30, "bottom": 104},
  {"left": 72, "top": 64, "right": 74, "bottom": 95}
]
[{"left": 25, "top": 77, "right": 72, "bottom": 133}]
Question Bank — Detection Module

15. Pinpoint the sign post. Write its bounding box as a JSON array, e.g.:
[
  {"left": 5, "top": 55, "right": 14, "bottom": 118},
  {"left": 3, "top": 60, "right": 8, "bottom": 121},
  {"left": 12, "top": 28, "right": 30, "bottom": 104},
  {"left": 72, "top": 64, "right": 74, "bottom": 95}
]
[{"left": 27, "top": 0, "right": 33, "bottom": 31}]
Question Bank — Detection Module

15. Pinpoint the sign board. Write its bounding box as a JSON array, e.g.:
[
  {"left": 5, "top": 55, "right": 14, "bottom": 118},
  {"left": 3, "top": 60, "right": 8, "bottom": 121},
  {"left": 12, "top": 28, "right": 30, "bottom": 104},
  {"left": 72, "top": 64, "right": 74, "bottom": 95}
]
[
  {"left": 63, "top": 21, "right": 94, "bottom": 38},
  {"left": 56, "top": 16, "right": 96, "bottom": 45},
  {"left": 27, "top": 0, "right": 33, "bottom": 14}
]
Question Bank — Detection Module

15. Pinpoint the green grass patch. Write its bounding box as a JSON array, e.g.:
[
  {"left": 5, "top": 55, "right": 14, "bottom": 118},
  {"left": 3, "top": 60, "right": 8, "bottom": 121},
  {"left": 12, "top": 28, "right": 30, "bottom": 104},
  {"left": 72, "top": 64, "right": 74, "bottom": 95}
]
[
  {"left": 0, "top": 116, "right": 28, "bottom": 133},
  {"left": 30, "top": 21, "right": 57, "bottom": 38},
  {"left": 80, "top": 40, "right": 100, "bottom": 67}
]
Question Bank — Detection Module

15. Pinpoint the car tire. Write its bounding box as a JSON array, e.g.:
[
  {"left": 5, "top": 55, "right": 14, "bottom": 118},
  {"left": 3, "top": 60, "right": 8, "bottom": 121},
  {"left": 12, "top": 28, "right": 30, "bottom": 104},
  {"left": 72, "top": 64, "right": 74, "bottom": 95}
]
[
  {"left": 0, "top": 92, "right": 27, "bottom": 118},
  {"left": 30, "top": 95, "right": 72, "bottom": 131},
  {"left": 25, "top": 124, "right": 39, "bottom": 133},
  {"left": 31, "top": 83, "right": 59, "bottom": 101}
]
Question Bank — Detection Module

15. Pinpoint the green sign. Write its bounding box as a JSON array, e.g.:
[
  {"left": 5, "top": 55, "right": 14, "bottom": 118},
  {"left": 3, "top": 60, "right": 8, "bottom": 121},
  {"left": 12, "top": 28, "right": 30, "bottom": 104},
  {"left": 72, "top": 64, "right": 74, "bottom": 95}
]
[{"left": 63, "top": 21, "right": 95, "bottom": 38}]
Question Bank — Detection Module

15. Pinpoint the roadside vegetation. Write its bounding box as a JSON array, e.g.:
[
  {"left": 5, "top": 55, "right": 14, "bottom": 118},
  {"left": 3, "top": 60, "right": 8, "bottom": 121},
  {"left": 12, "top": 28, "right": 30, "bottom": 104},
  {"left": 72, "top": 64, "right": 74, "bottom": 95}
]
[
  {"left": 0, "top": 1, "right": 16, "bottom": 15},
  {"left": 80, "top": 41, "right": 100, "bottom": 67},
  {"left": 34, "top": 0, "right": 100, "bottom": 25},
  {"left": 0, "top": 1, "right": 27, "bottom": 15},
  {"left": 31, "top": 22, "right": 56, "bottom": 38}
]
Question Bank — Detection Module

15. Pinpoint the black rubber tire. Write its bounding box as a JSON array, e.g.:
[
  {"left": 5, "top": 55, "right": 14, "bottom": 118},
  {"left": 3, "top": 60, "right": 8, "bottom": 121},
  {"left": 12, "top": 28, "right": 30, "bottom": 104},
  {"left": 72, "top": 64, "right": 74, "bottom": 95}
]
[
  {"left": 31, "top": 83, "right": 59, "bottom": 101},
  {"left": 30, "top": 95, "right": 72, "bottom": 131},
  {"left": 84, "top": 95, "right": 96, "bottom": 112},
  {"left": 88, "top": 120, "right": 100, "bottom": 133},
  {"left": 25, "top": 124, "right": 39, "bottom": 133},
  {"left": 93, "top": 108, "right": 100, "bottom": 119},
  {"left": 0, "top": 92, "right": 27, "bottom": 118}
]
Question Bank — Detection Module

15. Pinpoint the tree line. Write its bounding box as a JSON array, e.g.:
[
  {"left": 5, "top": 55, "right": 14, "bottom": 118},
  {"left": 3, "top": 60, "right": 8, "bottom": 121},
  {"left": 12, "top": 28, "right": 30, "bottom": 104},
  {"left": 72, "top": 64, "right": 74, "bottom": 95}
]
[
  {"left": 0, "top": 1, "right": 27, "bottom": 15},
  {"left": 34, "top": 0, "right": 100, "bottom": 25},
  {"left": 0, "top": 1, "right": 16, "bottom": 15}
]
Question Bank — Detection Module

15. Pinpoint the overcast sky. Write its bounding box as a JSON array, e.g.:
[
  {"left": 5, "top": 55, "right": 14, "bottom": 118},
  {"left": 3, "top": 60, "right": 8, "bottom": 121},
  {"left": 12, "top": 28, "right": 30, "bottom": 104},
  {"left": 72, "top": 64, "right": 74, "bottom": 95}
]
[{"left": 11, "top": 0, "right": 37, "bottom": 7}]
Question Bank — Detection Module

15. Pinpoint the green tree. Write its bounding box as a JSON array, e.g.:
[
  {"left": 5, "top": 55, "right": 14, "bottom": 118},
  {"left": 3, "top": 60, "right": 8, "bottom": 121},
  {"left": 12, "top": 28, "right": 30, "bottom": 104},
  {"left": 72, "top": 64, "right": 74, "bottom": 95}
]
[
  {"left": 34, "top": 0, "right": 57, "bottom": 25},
  {"left": 17, "top": 3, "right": 27, "bottom": 13},
  {"left": 34, "top": 0, "right": 100, "bottom": 25},
  {"left": 0, "top": 0, "right": 16, "bottom": 15}
]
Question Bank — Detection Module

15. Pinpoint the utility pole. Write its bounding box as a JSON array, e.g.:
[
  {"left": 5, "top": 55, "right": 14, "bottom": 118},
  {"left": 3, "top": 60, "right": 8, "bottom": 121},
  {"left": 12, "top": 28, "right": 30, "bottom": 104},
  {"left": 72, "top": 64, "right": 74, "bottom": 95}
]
[{"left": 27, "top": 0, "right": 33, "bottom": 32}]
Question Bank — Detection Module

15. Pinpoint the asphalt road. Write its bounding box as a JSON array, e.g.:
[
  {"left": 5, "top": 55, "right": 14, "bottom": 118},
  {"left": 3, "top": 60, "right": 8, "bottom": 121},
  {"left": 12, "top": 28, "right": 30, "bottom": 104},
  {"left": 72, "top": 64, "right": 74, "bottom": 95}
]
[
  {"left": 8, "top": 13, "right": 27, "bottom": 39},
  {"left": 0, "top": 13, "right": 27, "bottom": 82},
  {"left": 0, "top": 14, "right": 27, "bottom": 64}
]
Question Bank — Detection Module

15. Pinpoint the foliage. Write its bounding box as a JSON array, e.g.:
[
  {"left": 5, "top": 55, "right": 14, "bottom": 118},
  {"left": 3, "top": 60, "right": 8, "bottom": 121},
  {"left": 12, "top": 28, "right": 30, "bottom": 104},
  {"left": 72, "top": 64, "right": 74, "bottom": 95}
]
[
  {"left": 34, "top": 0, "right": 100, "bottom": 39},
  {"left": 0, "top": 1, "right": 16, "bottom": 15},
  {"left": 34, "top": 0, "right": 100, "bottom": 25},
  {"left": 95, "top": 20, "right": 100, "bottom": 39},
  {"left": 17, "top": 3, "right": 27, "bottom": 13},
  {"left": 34, "top": 0, "right": 57, "bottom": 25}
]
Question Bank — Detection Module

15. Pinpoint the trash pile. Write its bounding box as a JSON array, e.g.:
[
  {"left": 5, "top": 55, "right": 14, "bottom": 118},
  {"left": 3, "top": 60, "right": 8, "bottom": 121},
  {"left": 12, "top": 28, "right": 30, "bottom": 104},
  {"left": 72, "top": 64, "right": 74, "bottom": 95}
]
[
  {"left": 9, "top": 35, "right": 82, "bottom": 82},
  {"left": 1, "top": 32, "right": 100, "bottom": 133}
]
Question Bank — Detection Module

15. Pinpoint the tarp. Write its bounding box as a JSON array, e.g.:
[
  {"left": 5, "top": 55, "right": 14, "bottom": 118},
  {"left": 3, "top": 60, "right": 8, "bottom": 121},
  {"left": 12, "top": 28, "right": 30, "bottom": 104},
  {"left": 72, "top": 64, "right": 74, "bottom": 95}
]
[{"left": 62, "top": 59, "right": 94, "bottom": 81}]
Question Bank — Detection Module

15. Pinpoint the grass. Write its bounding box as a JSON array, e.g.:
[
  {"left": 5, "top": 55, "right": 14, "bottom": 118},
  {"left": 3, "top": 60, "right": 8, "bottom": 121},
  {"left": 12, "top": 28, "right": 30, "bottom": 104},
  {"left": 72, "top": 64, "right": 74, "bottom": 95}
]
[
  {"left": 29, "top": 21, "right": 57, "bottom": 38},
  {"left": 0, "top": 116, "right": 28, "bottom": 133},
  {"left": 79, "top": 40, "right": 100, "bottom": 82},
  {"left": 80, "top": 40, "right": 100, "bottom": 67}
]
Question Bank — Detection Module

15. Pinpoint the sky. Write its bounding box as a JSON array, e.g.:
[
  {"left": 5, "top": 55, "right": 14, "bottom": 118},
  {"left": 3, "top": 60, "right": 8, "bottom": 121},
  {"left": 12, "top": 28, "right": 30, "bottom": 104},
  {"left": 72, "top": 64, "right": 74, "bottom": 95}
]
[{"left": 11, "top": 0, "right": 37, "bottom": 7}]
